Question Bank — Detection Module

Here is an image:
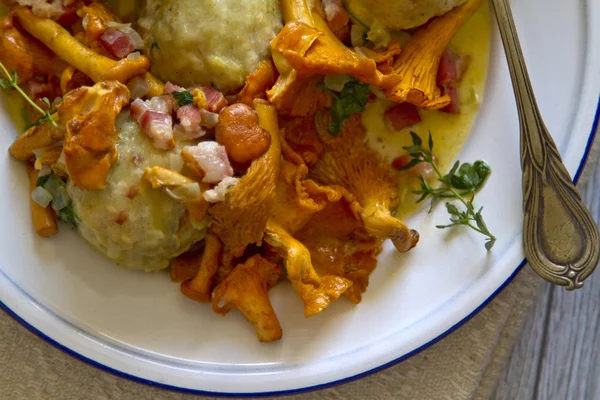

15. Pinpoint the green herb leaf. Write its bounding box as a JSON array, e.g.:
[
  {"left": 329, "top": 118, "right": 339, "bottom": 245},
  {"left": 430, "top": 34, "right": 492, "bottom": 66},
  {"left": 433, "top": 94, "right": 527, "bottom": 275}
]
[
  {"left": 0, "top": 62, "right": 57, "bottom": 127},
  {"left": 450, "top": 160, "right": 491, "bottom": 193},
  {"left": 395, "top": 158, "right": 423, "bottom": 171},
  {"left": 320, "top": 77, "right": 371, "bottom": 136},
  {"left": 151, "top": 41, "right": 159, "bottom": 50},
  {"left": 399, "top": 131, "right": 496, "bottom": 250},
  {"left": 409, "top": 131, "right": 422, "bottom": 146},
  {"left": 36, "top": 174, "right": 51, "bottom": 188},
  {"left": 172, "top": 90, "right": 194, "bottom": 107},
  {"left": 58, "top": 204, "right": 80, "bottom": 228}
]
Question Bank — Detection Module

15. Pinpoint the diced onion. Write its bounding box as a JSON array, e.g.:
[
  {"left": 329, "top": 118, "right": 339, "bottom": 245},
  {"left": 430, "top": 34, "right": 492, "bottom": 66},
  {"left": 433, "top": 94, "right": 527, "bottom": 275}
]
[
  {"left": 32, "top": 148, "right": 46, "bottom": 160},
  {"left": 108, "top": 22, "right": 145, "bottom": 50},
  {"left": 31, "top": 186, "right": 53, "bottom": 208},
  {"left": 165, "top": 182, "right": 203, "bottom": 202},
  {"left": 37, "top": 165, "right": 51, "bottom": 176},
  {"left": 169, "top": 152, "right": 184, "bottom": 172},
  {"left": 354, "top": 47, "right": 368, "bottom": 59},
  {"left": 368, "top": 85, "right": 387, "bottom": 100},
  {"left": 127, "top": 51, "right": 142, "bottom": 61},
  {"left": 203, "top": 177, "right": 239, "bottom": 203},
  {"left": 351, "top": 24, "right": 367, "bottom": 48},
  {"left": 323, "top": 74, "right": 351, "bottom": 92},
  {"left": 199, "top": 109, "right": 220, "bottom": 128},
  {"left": 82, "top": 14, "right": 89, "bottom": 30},
  {"left": 51, "top": 186, "right": 69, "bottom": 211},
  {"left": 52, "top": 97, "right": 63, "bottom": 109},
  {"left": 127, "top": 76, "right": 150, "bottom": 99}
]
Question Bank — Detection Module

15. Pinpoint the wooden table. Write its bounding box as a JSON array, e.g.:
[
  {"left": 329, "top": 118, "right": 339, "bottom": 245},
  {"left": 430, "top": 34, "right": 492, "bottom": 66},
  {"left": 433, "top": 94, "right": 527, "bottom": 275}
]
[{"left": 492, "top": 158, "right": 600, "bottom": 399}]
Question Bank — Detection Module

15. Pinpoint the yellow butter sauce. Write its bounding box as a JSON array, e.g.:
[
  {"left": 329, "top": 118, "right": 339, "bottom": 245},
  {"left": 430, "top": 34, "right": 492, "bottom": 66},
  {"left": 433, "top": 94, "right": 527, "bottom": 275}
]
[{"left": 361, "top": 3, "right": 491, "bottom": 215}]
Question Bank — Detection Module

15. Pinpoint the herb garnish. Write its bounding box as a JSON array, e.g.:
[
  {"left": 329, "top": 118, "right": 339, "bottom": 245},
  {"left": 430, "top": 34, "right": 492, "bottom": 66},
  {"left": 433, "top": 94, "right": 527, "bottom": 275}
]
[
  {"left": 0, "top": 61, "right": 57, "bottom": 128},
  {"left": 172, "top": 90, "right": 194, "bottom": 107},
  {"left": 151, "top": 41, "right": 159, "bottom": 50},
  {"left": 317, "top": 77, "right": 371, "bottom": 136},
  {"left": 398, "top": 132, "right": 496, "bottom": 250},
  {"left": 36, "top": 173, "right": 80, "bottom": 228},
  {"left": 58, "top": 204, "right": 80, "bottom": 228}
]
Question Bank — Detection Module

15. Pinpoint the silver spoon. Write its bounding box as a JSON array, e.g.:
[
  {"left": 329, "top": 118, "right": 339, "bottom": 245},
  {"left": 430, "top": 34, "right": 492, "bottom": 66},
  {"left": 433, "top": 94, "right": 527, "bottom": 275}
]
[{"left": 490, "top": 0, "right": 600, "bottom": 290}]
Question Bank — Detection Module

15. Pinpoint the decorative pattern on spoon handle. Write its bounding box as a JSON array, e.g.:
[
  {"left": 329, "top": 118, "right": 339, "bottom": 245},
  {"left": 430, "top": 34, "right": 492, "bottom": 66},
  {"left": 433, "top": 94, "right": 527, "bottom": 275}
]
[{"left": 491, "top": 0, "right": 600, "bottom": 289}]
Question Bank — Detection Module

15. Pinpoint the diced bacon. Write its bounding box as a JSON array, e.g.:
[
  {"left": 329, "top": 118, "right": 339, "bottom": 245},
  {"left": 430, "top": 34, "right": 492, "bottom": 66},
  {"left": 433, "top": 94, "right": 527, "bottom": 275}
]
[
  {"left": 56, "top": 1, "right": 83, "bottom": 27},
  {"left": 177, "top": 105, "right": 201, "bottom": 129},
  {"left": 140, "top": 111, "right": 174, "bottom": 150},
  {"left": 391, "top": 154, "right": 411, "bottom": 170},
  {"left": 149, "top": 96, "right": 173, "bottom": 114},
  {"left": 24, "top": 79, "right": 57, "bottom": 102},
  {"left": 162, "top": 94, "right": 177, "bottom": 112},
  {"left": 437, "top": 50, "right": 471, "bottom": 86},
  {"left": 392, "top": 154, "right": 436, "bottom": 179},
  {"left": 164, "top": 82, "right": 186, "bottom": 94},
  {"left": 384, "top": 103, "right": 422, "bottom": 131},
  {"left": 182, "top": 142, "right": 234, "bottom": 184},
  {"left": 440, "top": 86, "right": 461, "bottom": 114},
  {"left": 174, "top": 105, "right": 205, "bottom": 140},
  {"left": 114, "top": 211, "right": 129, "bottom": 225},
  {"left": 130, "top": 98, "right": 151, "bottom": 121},
  {"left": 202, "top": 86, "right": 228, "bottom": 113},
  {"left": 98, "top": 28, "right": 135, "bottom": 59},
  {"left": 106, "top": 22, "right": 144, "bottom": 50},
  {"left": 130, "top": 96, "right": 172, "bottom": 122}
]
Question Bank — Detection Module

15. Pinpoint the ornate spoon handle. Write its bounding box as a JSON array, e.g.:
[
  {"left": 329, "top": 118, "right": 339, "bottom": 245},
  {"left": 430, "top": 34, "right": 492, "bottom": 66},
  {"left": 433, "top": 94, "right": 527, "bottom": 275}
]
[{"left": 490, "top": 0, "right": 600, "bottom": 289}]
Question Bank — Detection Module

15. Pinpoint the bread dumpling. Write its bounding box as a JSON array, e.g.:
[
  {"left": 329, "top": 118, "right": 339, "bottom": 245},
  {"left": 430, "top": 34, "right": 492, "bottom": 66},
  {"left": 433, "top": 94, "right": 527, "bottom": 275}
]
[
  {"left": 139, "top": 0, "right": 282, "bottom": 93},
  {"left": 343, "top": 0, "right": 467, "bottom": 30},
  {"left": 67, "top": 113, "right": 207, "bottom": 271}
]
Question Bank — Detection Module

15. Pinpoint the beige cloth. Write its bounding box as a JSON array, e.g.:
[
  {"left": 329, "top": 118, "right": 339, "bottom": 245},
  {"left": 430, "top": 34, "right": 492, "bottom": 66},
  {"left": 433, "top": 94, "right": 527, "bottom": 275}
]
[{"left": 0, "top": 269, "right": 540, "bottom": 400}]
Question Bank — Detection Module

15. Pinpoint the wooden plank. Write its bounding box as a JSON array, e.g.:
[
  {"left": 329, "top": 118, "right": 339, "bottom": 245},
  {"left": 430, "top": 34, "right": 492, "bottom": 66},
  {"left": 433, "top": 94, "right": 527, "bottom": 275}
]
[
  {"left": 493, "top": 158, "right": 600, "bottom": 399},
  {"left": 535, "top": 167, "right": 600, "bottom": 400},
  {"left": 490, "top": 284, "right": 552, "bottom": 400}
]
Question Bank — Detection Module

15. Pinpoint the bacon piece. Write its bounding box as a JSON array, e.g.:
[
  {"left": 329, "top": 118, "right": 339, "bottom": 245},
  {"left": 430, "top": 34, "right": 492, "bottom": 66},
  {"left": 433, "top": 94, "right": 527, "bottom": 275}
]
[
  {"left": 384, "top": 103, "right": 422, "bottom": 131},
  {"left": 130, "top": 98, "right": 150, "bottom": 121},
  {"left": 437, "top": 50, "right": 470, "bottom": 86},
  {"left": 98, "top": 28, "right": 135, "bottom": 59},
  {"left": 174, "top": 105, "right": 204, "bottom": 140},
  {"left": 164, "top": 81, "right": 186, "bottom": 94},
  {"left": 130, "top": 96, "right": 172, "bottom": 121},
  {"left": 24, "top": 79, "right": 57, "bottom": 102},
  {"left": 437, "top": 50, "right": 470, "bottom": 114},
  {"left": 140, "top": 111, "right": 174, "bottom": 150},
  {"left": 440, "top": 86, "right": 461, "bottom": 114},
  {"left": 202, "top": 86, "right": 228, "bottom": 113},
  {"left": 182, "top": 142, "right": 234, "bottom": 184}
]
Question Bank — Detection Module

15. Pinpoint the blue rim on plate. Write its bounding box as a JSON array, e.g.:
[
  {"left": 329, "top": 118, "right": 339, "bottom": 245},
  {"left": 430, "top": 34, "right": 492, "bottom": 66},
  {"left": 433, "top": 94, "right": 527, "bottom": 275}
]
[{"left": 1, "top": 96, "right": 598, "bottom": 397}]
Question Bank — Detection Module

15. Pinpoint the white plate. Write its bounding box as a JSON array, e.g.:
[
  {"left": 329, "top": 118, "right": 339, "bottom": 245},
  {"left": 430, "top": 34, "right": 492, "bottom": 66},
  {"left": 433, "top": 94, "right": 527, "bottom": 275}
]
[{"left": 1, "top": 0, "right": 599, "bottom": 395}]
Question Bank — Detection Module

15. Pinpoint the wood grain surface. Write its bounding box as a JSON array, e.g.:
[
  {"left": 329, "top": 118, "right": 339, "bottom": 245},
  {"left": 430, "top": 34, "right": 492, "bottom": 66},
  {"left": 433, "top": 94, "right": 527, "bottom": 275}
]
[{"left": 492, "top": 159, "right": 600, "bottom": 400}]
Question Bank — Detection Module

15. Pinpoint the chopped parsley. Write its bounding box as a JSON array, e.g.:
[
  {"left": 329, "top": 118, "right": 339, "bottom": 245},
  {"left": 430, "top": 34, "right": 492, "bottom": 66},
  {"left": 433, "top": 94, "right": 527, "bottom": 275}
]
[
  {"left": 151, "top": 41, "right": 159, "bottom": 50},
  {"left": 35, "top": 173, "right": 80, "bottom": 228},
  {"left": 317, "top": 77, "right": 371, "bottom": 136},
  {"left": 172, "top": 90, "right": 194, "bottom": 107},
  {"left": 58, "top": 204, "right": 80, "bottom": 228}
]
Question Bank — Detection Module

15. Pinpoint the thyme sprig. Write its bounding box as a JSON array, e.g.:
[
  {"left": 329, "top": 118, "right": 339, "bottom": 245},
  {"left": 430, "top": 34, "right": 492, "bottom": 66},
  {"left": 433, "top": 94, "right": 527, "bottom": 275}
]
[
  {"left": 0, "top": 61, "right": 57, "bottom": 128},
  {"left": 398, "top": 132, "right": 497, "bottom": 250}
]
